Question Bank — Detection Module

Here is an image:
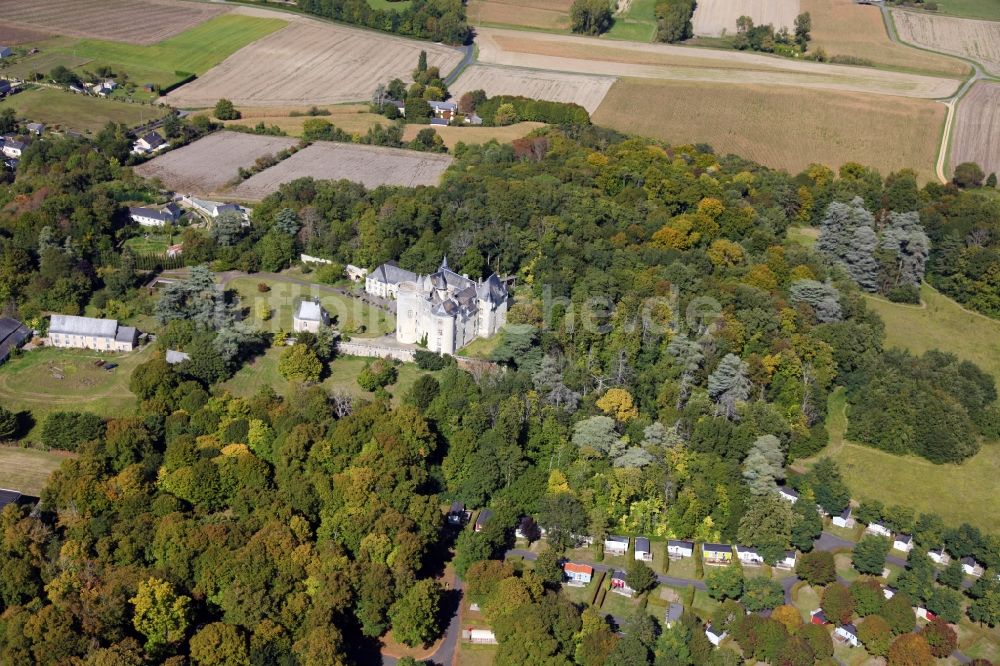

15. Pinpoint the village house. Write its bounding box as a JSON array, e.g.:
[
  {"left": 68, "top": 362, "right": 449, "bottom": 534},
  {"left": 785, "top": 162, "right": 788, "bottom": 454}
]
[
  {"left": 48, "top": 315, "right": 138, "bottom": 352},
  {"left": 831, "top": 506, "right": 853, "bottom": 528},
  {"left": 705, "top": 625, "right": 727, "bottom": 646},
  {"left": 834, "top": 624, "right": 860, "bottom": 648},
  {"left": 664, "top": 603, "right": 684, "bottom": 629},
  {"left": 369, "top": 256, "right": 508, "bottom": 355},
  {"left": 428, "top": 100, "right": 458, "bottom": 122},
  {"left": 564, "top": 562, "right": 593, "bottom": 586},
  {"left": 810, "top": 609, "right": 828, "bottom": 625},
  {"left": 26, "top": 122, "right": 44, "bottom": 136},
  {"left": 927, "top": 548, "right": 950, "bottom": 565},
  {"left": 129, "top": 203, "right": 181, "bottom": 227},
  {"left": 92, "top": 79, "right": 117, "bottom": 96},
  {"left": 610, "top": 570, "right": 634, "bottom": 597},
  {"left": 703, "top": 543, "right": 733, "bottom": 565},
  {"left": 776, "top": 551, "right": 797, "bottom": 570},
  {"left": 474, "top": 508, "right": 492, "bottom": 533},
  {"left": 668, "top": 540, "right": 694, "bottom": 559},
  {"left": 0, "top": 317, "right": 31, "bottom": 365},
  {"left": 635, "top": 537, "right": 652, "bottom": 562},
  {"left": 604, "top": 535, "right": 629, "bottom": 556},
  {"left": 132, "top": 131, "right": 166, "bottom": 155},
  {"left": 961, "top": 557, "right": 984, "bottom": 577},
  {"left": 893, "top": 534, "right": 914, "bottom": 553},
  {"left": 778, "top": 486, "right": 799, "bottom": 503},
  {"left": 736, "top": 545, "right": 764, "bottom": 566},
  {"left": 866, "top": 521, "right": 893, "bottom": 538},
  {"left": 293, "top": 300, "right": 329, "bottom": 333},
  {"left": 2, "top": 137, "right": 25, "bottom": 159},
  {"left": 447, "top": 501, "right": 468, "bottom": 526}
]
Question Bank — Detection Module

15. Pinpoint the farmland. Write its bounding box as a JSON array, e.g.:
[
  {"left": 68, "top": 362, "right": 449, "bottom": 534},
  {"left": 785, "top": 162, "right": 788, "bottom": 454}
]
[
  {"left": 225, "top": 104, "right": 388, "bottom": 137},
  {"left": 164, "top": 10, "right": 463, "bottom": 109},
  {"left": 467, "top": 0, "right": 573, "bottom": 31},
  {"left": 401, "top": 121, "right": 546, "bottom": 149},
  {"left": 475, "top": 27, "right": 960, "bottom": 99},
  {"left": 0, "top": 0, "right": 228, "bottom": 45},
  {"left": 0, "top": 24, "right": 52, "bottom": 45},
  {"left": 950, "top": 82, "right": 1000, "bottom": 177},
  {"left": 691, "top": 0, "right": 800, "bottom": 37},
  {"left": 449, "top": 64, "right": 616, "bottom": 114},
  {"left": 0, "top": 87, "right": 166, "bottom": 134},
  {"left": 231, "top": 142, "right": 453, "bottom": 200},
  {"left": 134, "top": 131, "right": 300, "bottom": 196},
  {"left": 801, "top": 0, "right": 969, "bottom": 77},
  {"left": 593, "top": 78, "right": 945, "bottom": 181},
  {"left": 931, "top": 0, "right": 1000, "bottom": 21},
  {"left": 892, "top": 9, "right": 1000, "bottom": 76}
]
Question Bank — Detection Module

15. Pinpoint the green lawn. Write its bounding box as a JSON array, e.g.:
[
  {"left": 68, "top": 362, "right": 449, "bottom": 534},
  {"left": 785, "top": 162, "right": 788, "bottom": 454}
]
[
  {"left": 366, "top": 0, "right": 413, "bottom": 10},
  {"left": 0, "top": 446, "right": 71, "bottom": 496},
  {"left": 454, "top": 643, "right": 497, "bottom": 666},
  {"left": 0, "top": 86, "right": 165, "bottom": 133},
  {"left": 227, "top": 276, "right": 394, "bottom": 338},
  {"left": 929, "top": 0, "right": 1000, "bottom": 20},
  {"left": 604, "top": 0, "right": 658, "bottom": 42},
  {"left": 790, "top": 581, "right": 821, "bottom": 621},
  {"left": 600, "top": 589, "right": 642, "bottom": 616},
  {"left": 124, "top": 233, "right": 175, "bottom": 255},
  {"left": 458, "top": 332, "right": 500, "bottom": 359}
]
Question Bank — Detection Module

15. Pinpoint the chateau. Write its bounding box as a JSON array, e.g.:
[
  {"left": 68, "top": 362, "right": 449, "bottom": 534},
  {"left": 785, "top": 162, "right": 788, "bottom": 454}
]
[{"left": 365, "top": 257, "right": 508, "bottom": 355}]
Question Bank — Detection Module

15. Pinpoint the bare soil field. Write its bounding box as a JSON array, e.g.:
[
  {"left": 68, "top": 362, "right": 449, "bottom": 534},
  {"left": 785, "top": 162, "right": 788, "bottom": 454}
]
[
  {"left": 230, "top": 142, "right": 453, "bottom": 200},
  {"left": 468, "top": 0, "right": 573, "bottom": 30},
  {"left": 692, "top": 0, "right": 799, "bottom": 37},
  {"left": 475, "top": 27, "right": 960, "bottom": 99},
  {"left": 593, "top": 78, "right": 945, "bottom": 181},
  {"left": 0, "top": 0, "right": 228, "bottom": 45},
  {"left": 134, "top": 131, "right": 300, "bottom": 195},
  {"left": 950, "top": 82, "right": 1000, "bottom": 178},
  {"left": 450, "top": 64, "right": 615, "bottom": 114},
  {"left": 892, "top": 9, "right": 1000, "bottom": 76},
  {"left": 0, "top": 24, "right": 53, "bottom": 45},
  {"left": 802, "top": 0, "right": 968, "bottom": 77},
  {"left": 165, "top": 8, "right": 463, "bottom": 108},
  {"left": 402, "top": 121, "right": 546, "bottom": 148}
]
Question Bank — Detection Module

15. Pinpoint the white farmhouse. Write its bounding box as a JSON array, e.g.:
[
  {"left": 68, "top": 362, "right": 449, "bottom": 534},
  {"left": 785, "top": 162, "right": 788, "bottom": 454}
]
[
  {"left": 129, "top": 203, "right": 180, "bottom": 227},
  {"left": 293, "top": 300, "right": 329, "bottom": 333},
  {"left": 48, "top": 315, "right": 138, "bottom": 352},
  {"left": 132, "top": 131, "right": 166, "bottom": 155}
]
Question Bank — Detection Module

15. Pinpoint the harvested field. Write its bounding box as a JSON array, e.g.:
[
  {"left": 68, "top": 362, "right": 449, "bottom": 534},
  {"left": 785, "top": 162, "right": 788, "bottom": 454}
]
[
  {"left": 0, "top": 24, "right": 53, "bottom": 44},
  {"left": 950, "top": 82, "right": 1000, "bottom": 178},
  {"left": 892, "top": 9, "right": 1000, "bottom": 76},
  {"left": 802, "top": 0, "right": 968, "bottom": 77},
  {"left": 134, "top": 131, "right": 300, "bottom": 196},
  {"left": 593, "top": 78, "right": 945, "bottom": 181},
  {"left": 402, "top": 121, "right": 546, "bottom": 148},
  {"left": 475, "top": 27, "right": 961, "bottom": 99},
  {"left": 165, "top": 10, "right": 463, "bottom": 108},
  {"left": 468, "top": 0, "right": 573, "bottom": 30},
  {"left": 0, "top": 0, "right": 227, "bottom": 45},
  {"left": 225, "top": 104, "right": 388, "bottom": 137},
  {"left": 449, "top": 64, "right": 615, "bottom": 114},
  {"left": 231, "top": 142, "right": 453, "bottom": 200},
  {"left": 691, "top": 0, "right": 799, "bottom": 37}
]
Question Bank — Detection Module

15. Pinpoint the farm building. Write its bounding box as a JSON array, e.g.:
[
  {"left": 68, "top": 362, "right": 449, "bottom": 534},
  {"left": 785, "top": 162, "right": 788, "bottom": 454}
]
[
  {"left": 604, "top": 535, "right": 629, "bottom": 556},
  {"left": 703, "top": 543, "right": 733, "bottom": 564},
  {"left": 705, "top": 625, "right": 727, "bottom": 646},
  {"left": 668, "top": 540, "right": 694, "bottom": 559},
  {"left": 736, "top": 545, "right": 764, "bottom": 566},
  {"left": 129, "top": 203, "right": 181, "bottom": 227},
  {"left": 132, "top": 131, "right": 166, "bottom": 155},
  {"left": 835, "top": 624, "right": 860, "bottom": 648},
  {"left": 778, "top": 486, "right": 799, "bottom": 503},
  {"left": 474, "top": 508, "right": 493, "bottom": 532},
  {"left": 635, "top": 537, "right": 652, "bottom": 561},
  {"left": 183, "top": 196, "right": 245, "bottom": 220},
  {"left": 0, "top": 317, "right": 31, "bottom": 365},
  {"left": 866, "top": 521, "right": 892, "bottom": 538},
  {"left": 293, "top": 300, "right": 329, "bottom": 333},
  {"left": 564, "top": 562, "right": 593, "bottom": 585},
  {"left": 664, "top": 603, "right": 684, "bottom": 628},
  {"left": 832, "top": 506, "right": 854, "bottom": 528},
  {"left": 48, "top": 315, "right": 138, "bottom": 352},
  {"left": 893, "top": 534, "right": 914, "bottom": 552},
  {"left": 610, "top": 570, "right": 634, "bottom": 597}
]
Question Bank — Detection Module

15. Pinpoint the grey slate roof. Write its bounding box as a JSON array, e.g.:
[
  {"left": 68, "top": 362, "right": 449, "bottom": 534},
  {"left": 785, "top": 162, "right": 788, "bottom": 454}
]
[
  {"left": 140, "top": 131, "right": 165, "bottom": 148},
  {"left": 130, "top": 206, "right": 178, "bottom": 223},
  {"left": 704, "top": 543, "right": 732, "bottom": 553},
  {"left": 607, "top": 535, "right": 629, "bottom": 545},
  {"left": 369, "top": 261, "right": 418, "bottom": 285},
  {"left": 668, "top": 539, "right": 694, "bottom": 549},
  {"left": 115, "top": 326, "right": 136, "bottom": 343},
  {"left": 0, "top": 317, "right": 30, "bottom": 362},
  {"left": 894, "top": 534, "right": 912, "bottom": 544},
  {"left": 49, "top": 315, "right": 118, "bottom": 338},
  {"left": 0, "top": 489, "right": 21, "bottom": 509},
  {"left": 296, "top": 300, "right": 325, "bottom": 322},
  {"left": 635, "top": 537, "right": 651, "bottom": 552}
]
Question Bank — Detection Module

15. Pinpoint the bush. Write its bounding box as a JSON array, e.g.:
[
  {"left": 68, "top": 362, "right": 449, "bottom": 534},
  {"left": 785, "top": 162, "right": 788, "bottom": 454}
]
[
  {"left": 414, "top": 349, "right": 452, "bottom": 371},
  {"left": 953, "top": 162, "right": 985, "bottom": 188},
  {"left": 477, "top": 96, "right": 590, "bottom": 127},
  {"left": 357, "top": 359, "right": 398, "bottom": 392},
  {"left": 257, "top": 282, "right": 270, "bottom": 293},
  {"left": 887, "top": 284, "right": 920, "bottom": 304},
  {"left": 41, "top": 411, "right": 105, "bottom": 451},
  {"left": 214, "top": 98, "right": 240, "bottom": 121}
]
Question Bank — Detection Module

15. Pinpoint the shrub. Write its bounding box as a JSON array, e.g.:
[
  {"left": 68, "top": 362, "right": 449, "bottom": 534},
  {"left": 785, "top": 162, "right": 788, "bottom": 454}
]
[
  {"left": 214, "top": 98, "right": 240, "bottom": 121},
  {"left": 953, "top": 162, "right": 985, "bottom": 188},
  {"left": 41, "top": 411, "right": 105, "bottom": 451},
  {"left": 414, "top": 349, "right": 452, "bottom": 371},
  {"left": 887, "top": 284, "right": 920, "bottom": 304},
  {"left": 357, "top": 359, "right": 398, "bottom": 392}
]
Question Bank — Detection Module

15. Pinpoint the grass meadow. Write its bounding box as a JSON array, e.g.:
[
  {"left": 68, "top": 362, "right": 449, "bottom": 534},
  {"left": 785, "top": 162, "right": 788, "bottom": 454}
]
[
  {"left": 0, "top": 446, "right": 71, "bottom": 496},
  {"left": 604, "top": 0, "right": 659, "bottom": 42},
  {"left": 931, "top": 0, "right": 1000, "bottom": 20},
  {"left": 0, "top": 87, "right": 165, "bottom": 133}
]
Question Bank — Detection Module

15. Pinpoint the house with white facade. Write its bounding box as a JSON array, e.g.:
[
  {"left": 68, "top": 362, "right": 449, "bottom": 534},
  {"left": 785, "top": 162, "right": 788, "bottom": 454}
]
[
  {"left": 293, "top": 300, "right": 329, "bottom": 333},
  {"left": 48, "top": 315, "right": 138, "bottom": 352},
  {"left": 736, "top": 545, "right": 764, "bottom": 566},
  {"left": 635, "top": 537, "right": 652, "bottom": 561},
  {"left": 2, "top": 137, "right": 25, "bottom": 159},
  {"left": 866, "top": 521, "right": 892, "bottom": 538},
  {"left": 610, "top": 570, "right": 634, "bottom": 597},
  {"left": 893, "top": 534, "right": 914, "bottom": 553},
  {"left": 129, "top": 203, "right": 181, "bottom": 227},
  {"left": 668, "top": 540, "right": 694, "bottom": 559},
  {"left": 564, "top": 562, "right": 593, "bottom": 585},
  {"left": 778, "top": 486, "right": 799, "bottom": 503},
  {"left": 605, "top": 535, "right": 629, "bottom": 556},
  {"left": 834, "top": 624, "right": 860, "bottom": 648},
  {"left": 705, "top": 625, "right": 727, "bottom": 646},
  {"left": 777, "top": 551, "right": 797, "bottom": 570},
  {"left": 832, "top": 506, "right": 853, "bottom": 528},
  {"left": 132, "top": 131, "right": 166, "bottom": 155},
  {"left": 371, "top": 257, "right": 508, "bottom": 355},
  {"left": 962, "top": 557, "right": 984, "bottom": 577},
  {"left": 462, "top": 629, "right": 497, "bottom": 645},
  {"left": 927, "top": 549, "right": 950, "bottom": 565}
]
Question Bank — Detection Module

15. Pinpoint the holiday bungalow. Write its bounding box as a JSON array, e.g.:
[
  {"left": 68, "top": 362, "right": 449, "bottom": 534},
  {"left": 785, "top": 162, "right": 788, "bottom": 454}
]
[
  {"left": 778, "top": 486, "right": 799, "bottom": 503},
  {"left": 832, "top": 506, "right": 853, "bottom": 528},
  {"left": 834, "top": 624, "right": 860, "bottom": 648},
  {"left": 776, "top": 551, "right": 797, "bottom": 570},
  {"left": 927, "top": 549, "right": 950, "bottom": 565},
  {"left": 668, "top": 540, "right": 694, "bottom": 559},
  {"left": 635, "top": 537, "right": 652, "bottom": 561},
  {"left": 961, "top": 557, "right": 984, "bottom": 577},
  {"left": 447, "top": 501, "right": 466, "bottom": 525},
  {"left": 664, "top": 603, "right": 684, "bottom": 628},
  {"left": 705, "top": 625, "right": 727, "bottom": 646},
  {"left": 605, "top": 535, "right": 629, "bottom": 556},
  {"left": 866, "top": 521, "right": 892, "bottom": 538},
  {"left": 610, "top": 570, "right": 634, "bottom": 597},
  {"left": 564, "top": 562, "right": 593, "bottom": 586},
  {"left": 703, "top": 543, "right": 733, "bottom": 565},
  {"left": 462, "top": 629, "right": 497, "bottom": 645},
  {"left": 810, "top": 610, "right": 828, "bottom": 625},
  {"left": 474, "top": 509, "right": 493, "bottom": 533},
  {"left": 736, "top": 545, "right": 764, "bottom": 566},
  {"left": 893, "top": 534, "right": 914, "bottom": 553}
]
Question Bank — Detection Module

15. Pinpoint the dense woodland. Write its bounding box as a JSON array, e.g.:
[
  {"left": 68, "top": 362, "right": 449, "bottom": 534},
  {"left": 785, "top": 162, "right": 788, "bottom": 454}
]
[
  {"left": 295, "top": 0, "right": 470, "bottom": 44},
  {"left": 1, "top": 122, "right": 1000, "bottom": 663}
]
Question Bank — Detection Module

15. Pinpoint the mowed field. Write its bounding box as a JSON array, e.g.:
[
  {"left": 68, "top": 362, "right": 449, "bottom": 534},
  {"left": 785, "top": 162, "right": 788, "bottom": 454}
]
[
  {"left": 467, "top": 0, "right": 573, "bottom": 30},
  {"left": 450, "top": 64, "right": 616, "bottom": 114},
  {"left": 892, "top": 9, "right": 1000, "bottom": 76},
  {"left": 401, "top": 121, "right": 546, "bottom": 148},
  {"left": 0, "top": 0, "right": 228, "bottom": 45},
  {"left": 691, "top": 0, "right": 799, "bottom": 37},
  {"left": 231, "top": 142, "right": 453, "bottom": 200},
  {"left": 165, "top": 9, "right": 463, "bottom": 108},
  {"left": 950, "top": 82, "right": 1000, "bottom": 177},
  {"left": 593, "top": 78, "right": 945, "bottom": 181},
  {"left": 931, "top": 0, "right": 1000, "bottom": 20},
  {"left": 134, "top": 131, "right": 300, "bottom": 195},
  {"left": 0, "top": 87, "right": 166, "bottom": 133},
  {"left": 0, "top": 447, "right": 70, "bottom": 497},
  {"left": 802, "top": 0, "right": 968, "bottom": 77},
  {"left": 475, "top": 27, "right": 960, "bottom": 99},
  {"left": 225, "top": 104, "right": 389, "bottom": 137}
]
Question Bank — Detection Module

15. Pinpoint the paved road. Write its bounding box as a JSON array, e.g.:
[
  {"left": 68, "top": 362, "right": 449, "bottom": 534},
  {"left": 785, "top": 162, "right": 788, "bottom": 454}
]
[
  {"left": 815, "top": 531, "right": 855, "bottom": 552},
  {"left": 444, "top": 43, "right": 475, "bottom": 87}
]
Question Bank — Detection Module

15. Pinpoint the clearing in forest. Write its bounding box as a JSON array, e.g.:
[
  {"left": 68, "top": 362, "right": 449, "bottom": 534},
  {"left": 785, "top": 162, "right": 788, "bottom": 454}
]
[
  {"left": 950, "top": 82, "right": 1000, "bottom": 178},
  {"left": 892, "top": 9, "right": 1000, "bottom": 76},
  {"left": 164, "top": 10, "right": 463, "bottom": 108},
  {"left": 0, "top": 0, "right": 228, "bottom": 45},
  {"left": 691, "top": 0, "right": 800, "bottom": 37},
  {"left": 449, "top": 64, "right": 616, "bottom": 114},
  {"left": 467, "top": 0, "right": 573, "bottom": 30},
  {"left": 593, "top": 78, "right": 945, "bottom": 182}
]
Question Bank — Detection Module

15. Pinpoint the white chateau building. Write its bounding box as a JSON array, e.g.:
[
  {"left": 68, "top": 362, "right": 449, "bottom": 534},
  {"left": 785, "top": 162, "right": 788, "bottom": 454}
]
[{"left": 366, "top": 257, "right": 508, "bottom": 354}]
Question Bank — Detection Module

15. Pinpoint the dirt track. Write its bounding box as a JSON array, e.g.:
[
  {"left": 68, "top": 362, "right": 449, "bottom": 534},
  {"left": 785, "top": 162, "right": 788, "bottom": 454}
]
[
  {"left": 950, "top": 82, "right": 1000, "bottom": 177},
  {"left": 474, "top": 27, "right": 961, "bottom": 99},
  {"left": 165, "top": 7, "right": 463, "bottom": 108},
  {"left": 692, "top": 0, "right": 800, "bottom": 37},
  {"left": 450, "top": 64, "right": 615, "bottom": 114}
]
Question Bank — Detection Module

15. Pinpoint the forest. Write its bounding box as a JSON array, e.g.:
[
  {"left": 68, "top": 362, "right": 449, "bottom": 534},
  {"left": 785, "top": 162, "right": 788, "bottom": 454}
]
[
  {"left": 1, "top": 120, "right": 1000, "bottom": 663},
  {"left": 295, "top": 0, "right": 471, "bottom": 45}
]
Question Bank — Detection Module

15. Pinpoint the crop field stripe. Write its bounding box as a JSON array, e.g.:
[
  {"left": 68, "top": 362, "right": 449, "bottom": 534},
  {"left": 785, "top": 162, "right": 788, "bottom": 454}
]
[
  {"left": 891, "top": 9, "right": 1000, "bottom": 76},
  {"left": 691, "top": 0, "right": 800, "bottom": 37},
  {"left": 950, "top": 82, "right": 1000, "bottom": 178},
  {"left": 450, "top": 63, "right": 616, "bottom": 114}
]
